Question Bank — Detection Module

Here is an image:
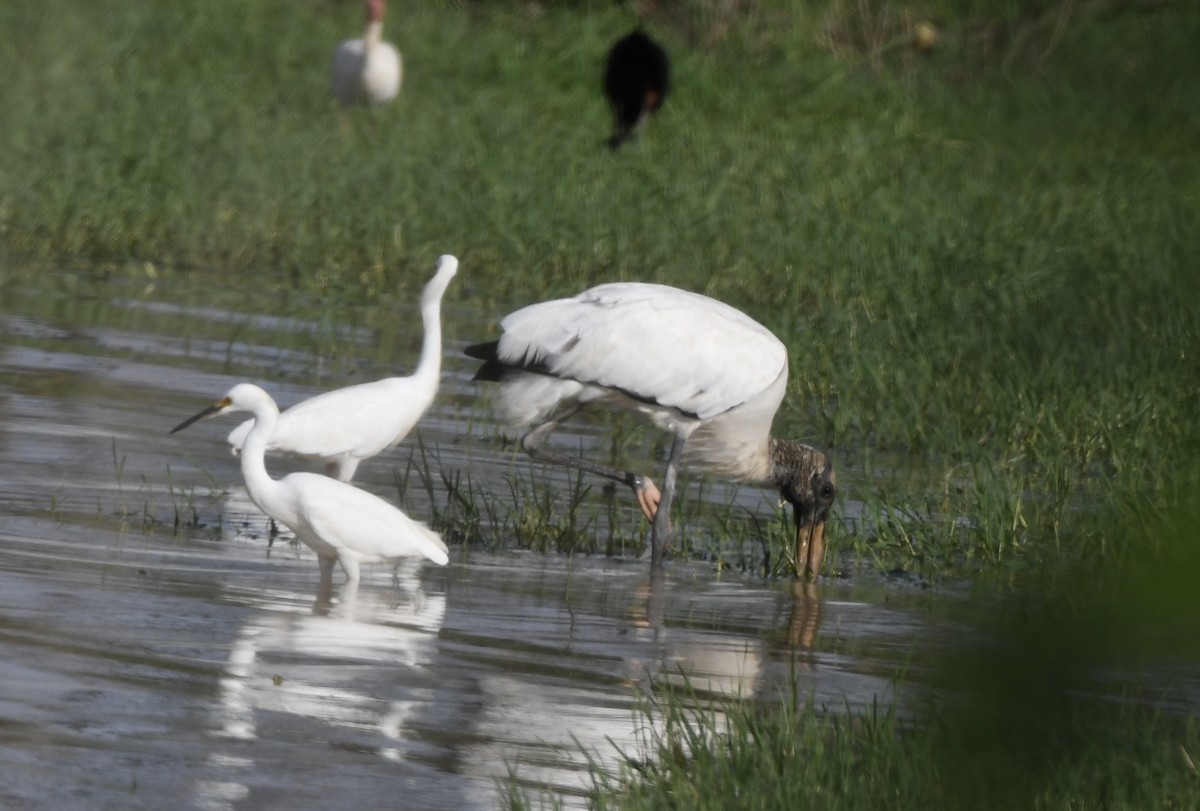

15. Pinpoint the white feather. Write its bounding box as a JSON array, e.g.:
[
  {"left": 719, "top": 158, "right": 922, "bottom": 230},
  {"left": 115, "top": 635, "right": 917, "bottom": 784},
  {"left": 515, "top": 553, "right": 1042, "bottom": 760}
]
[
  {"left": 490, "top": 282, "right": 791, "bottom": 481},
  {"left": 227, "top": 255, "right": 457, "bottom": 481},
  {"left": 174, "top": 383, "right": 449, "bottom": 583},
  {"left": 331, "top": 2, "right": 402, "bottom": 107}
]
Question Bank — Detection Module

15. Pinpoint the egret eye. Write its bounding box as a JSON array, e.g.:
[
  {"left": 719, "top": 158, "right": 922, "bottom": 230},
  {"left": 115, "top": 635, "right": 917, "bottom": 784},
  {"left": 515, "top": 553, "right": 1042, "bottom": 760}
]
[{"left": 172, "top": 382, "right": 450, "bottom": 582}]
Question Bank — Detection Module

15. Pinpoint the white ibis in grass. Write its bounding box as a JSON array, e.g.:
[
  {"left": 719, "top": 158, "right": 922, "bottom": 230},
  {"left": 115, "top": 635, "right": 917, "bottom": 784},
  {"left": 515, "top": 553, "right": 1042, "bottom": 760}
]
[
  {"left": 171, "top": 384, "right": 449, "bottom": 584},
  {"left": 464, "top": 282, "right": 836, "bottom": 576},
  {"left": 225, "top": 255, "right": 458, "bottom": 482},
  {"left": 331, "top": 0, "right": 403, "bottom": 108},
  {"left": 603, "top": 29, "right": 670, "bottom": 150}
]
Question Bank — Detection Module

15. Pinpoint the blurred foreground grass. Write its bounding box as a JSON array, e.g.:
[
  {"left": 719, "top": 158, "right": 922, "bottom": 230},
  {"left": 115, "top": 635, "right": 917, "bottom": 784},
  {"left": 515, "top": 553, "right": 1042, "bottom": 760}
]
[
  {"left": 3, "top": 5, "right": 1197, "bottom": 806},
  {"left": 512, "top": 493, "right": 1200, "bottom": 809}
]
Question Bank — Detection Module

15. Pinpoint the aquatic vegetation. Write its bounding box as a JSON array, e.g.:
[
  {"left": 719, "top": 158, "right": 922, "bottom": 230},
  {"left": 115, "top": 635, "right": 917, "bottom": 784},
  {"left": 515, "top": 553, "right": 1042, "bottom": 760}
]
[
  {"left": 563, "top": 682, "right": 1200, "bottom": 811},
  {"left": 3, "top": 0, "right": 1195, "bottom": 584},
  {"left": 498, "top": 492, "right": 1200, "bottom": 809},
  {"left": 1, "top": 2, "right": 1197, "bottom": 802}
]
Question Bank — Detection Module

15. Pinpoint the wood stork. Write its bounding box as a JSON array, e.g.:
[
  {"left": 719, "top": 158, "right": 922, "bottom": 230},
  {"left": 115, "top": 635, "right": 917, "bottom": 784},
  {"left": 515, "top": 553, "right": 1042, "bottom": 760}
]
[
  {"left": 603, "top": 29, "right": 670, "bottom": 150},
  {"left": 465, "top": 282, "right": 836, "bottom": 577},
  {"left": 331, "top": 0, "right": 403, "bottom": 108},
  {"left": 225, "top": 255, "right": 458, "bottom": 481},
  {"left": 171, "top": 384, "right": 450, "bottom": 584}
]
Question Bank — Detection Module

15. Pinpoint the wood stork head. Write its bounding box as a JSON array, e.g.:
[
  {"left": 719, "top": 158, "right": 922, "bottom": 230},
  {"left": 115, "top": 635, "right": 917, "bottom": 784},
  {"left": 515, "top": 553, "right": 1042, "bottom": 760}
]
[{"left": 770, "top": 440, "right": 836, "bottom": 580}]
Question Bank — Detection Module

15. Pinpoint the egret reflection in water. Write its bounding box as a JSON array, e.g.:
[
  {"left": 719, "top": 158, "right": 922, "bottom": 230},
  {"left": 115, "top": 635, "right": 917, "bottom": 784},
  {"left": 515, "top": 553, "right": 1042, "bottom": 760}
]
[
  {"left": 1, "top": 290, "right": 952, "bottom": 811},
  {"left": 197, "top": 566, "right": 449, "bottom": 808}
]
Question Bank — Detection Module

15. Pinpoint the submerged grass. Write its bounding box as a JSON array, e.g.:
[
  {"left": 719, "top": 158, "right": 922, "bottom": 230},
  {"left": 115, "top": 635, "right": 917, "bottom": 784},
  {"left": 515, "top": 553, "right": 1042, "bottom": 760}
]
[
  {"left": 3, "top": 4, "right": 1197, "bottom": 807},
  {"left": 508, "top": 497, "right": 1200, "bottom": 809},
  {"left": 562, "top": 685, "right": 1200, "bottom": 811}
]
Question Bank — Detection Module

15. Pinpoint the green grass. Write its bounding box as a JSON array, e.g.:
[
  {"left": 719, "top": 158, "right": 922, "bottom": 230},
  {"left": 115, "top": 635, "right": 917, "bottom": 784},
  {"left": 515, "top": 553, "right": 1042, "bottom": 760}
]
[
  {"left": 3, "top": 0, "right": 1198, "bottom": 581},
  {"left": 509, "top": 499, "right": 1200, "bottom": 809},
  {"left": 557, "top": 684, "right": 1200, "bottom": 811},
  {"left": 3, "top": 3, "right": 1199, "bottom": 807}
]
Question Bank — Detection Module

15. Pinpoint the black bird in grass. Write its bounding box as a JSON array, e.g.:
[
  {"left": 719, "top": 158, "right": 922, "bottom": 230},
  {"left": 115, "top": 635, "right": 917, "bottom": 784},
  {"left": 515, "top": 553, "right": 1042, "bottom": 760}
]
[{"left": 603, "top": 29, "right": 670, "bottom": 150}]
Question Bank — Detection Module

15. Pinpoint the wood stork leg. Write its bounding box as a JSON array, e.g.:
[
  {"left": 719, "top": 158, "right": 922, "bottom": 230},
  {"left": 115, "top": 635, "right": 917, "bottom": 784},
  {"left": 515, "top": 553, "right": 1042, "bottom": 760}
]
[
  {"left": 520, "top": 411, "right": 665, "bottom": 553},
  {"left": 648, "top": 432, "right": 686, "bottom": 567},
  {"left": 520, "top": 409, "right": 644, "bottom": 486}
]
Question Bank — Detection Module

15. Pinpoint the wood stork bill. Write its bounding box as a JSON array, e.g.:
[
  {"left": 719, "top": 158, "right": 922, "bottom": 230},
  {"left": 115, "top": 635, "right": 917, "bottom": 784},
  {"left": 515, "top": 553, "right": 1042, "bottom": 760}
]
[
  {"left": 331, "top": 0, "right": 403, "bottom": 108},
  {"left": 603, "top": 29, "right": 670, "bottom": 150},
  {"left": 465, "top": 282, "right": 836, "bottom": 577},
  {"left": 225, "top": 255, "right": 458, "bottom": 482},
  {"left": 171, "top": 383, "right": 449, "bottom": 584}
]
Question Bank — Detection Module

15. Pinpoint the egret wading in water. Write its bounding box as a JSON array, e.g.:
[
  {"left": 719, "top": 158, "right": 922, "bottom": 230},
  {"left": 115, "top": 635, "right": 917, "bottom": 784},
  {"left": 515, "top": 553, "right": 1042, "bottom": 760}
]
[
  {"left": 603, "top": 29, "right": 670, "bottom": 150},
  {"left": 465, "top": 283, "right": 836, "bottom": 576},
  {"left": 172, "top": 384, "right": 449, "bottom": 584},
  {"left": 226, "top": 255, "right": 458, "bottom": 482},
  {"left": 332, "top": 0, "right": 402, "bottom": 109}
]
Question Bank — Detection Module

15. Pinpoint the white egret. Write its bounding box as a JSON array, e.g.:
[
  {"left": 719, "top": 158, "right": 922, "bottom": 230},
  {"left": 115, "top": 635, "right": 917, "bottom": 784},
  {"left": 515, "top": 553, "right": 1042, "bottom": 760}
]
[
  {"left": 603, "top": 29, "right": 670, "bottom": 150},
  {"left": 171, "top": 383, "right": 449, "bottom": 584},
  {"left": 226, "top": 255, "right": 458, "bottom": 481},
  {"left": 331, "top": 0, "right": 402, "bottom": 108},
  {"left": 465, "top": 282, "right": 836, "bottom": 576}
]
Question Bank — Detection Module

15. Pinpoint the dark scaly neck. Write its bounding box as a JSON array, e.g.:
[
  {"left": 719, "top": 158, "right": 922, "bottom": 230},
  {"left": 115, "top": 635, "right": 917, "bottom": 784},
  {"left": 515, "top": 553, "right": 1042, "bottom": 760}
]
[{"left": 768, "top": 437, "right": 827, "bottom": 493}]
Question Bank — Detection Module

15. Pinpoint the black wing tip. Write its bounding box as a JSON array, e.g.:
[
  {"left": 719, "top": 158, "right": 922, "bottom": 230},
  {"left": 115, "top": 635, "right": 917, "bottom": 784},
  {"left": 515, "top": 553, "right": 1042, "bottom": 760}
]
[
  {"left": 472, "top": 360, "right": 511, "bottom": 382},
  {"left": 463, "top": 340, "right": 498, "bottom": 361},
  {"left": 464, "top": 341, "right": 509, "bottom": 381}
]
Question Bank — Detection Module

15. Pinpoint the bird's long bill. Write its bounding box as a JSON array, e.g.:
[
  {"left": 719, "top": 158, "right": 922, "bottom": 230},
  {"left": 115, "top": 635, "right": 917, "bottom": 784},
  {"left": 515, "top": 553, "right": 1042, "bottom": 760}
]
[
  {"left": 794, "top": 508, "right": 828, "bottom": 581},
  {"left": 169, "top": 400, "right": 228, "bottom": 434}
]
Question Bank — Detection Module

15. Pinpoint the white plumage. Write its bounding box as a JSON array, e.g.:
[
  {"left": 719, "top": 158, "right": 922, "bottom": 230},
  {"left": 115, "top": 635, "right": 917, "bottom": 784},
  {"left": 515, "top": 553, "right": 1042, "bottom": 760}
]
[
  {"left": 467, "top": 282, "right": 836, "bottom": 575},
  {"left": 172, "top": 384, "right": 449, "bottom": 584},
  {"left": 488, "top": 284, "right": 786, "bottom": 476},
  {"left": 331, "top": 0, "right": 402, "bottom": 108},
  {"left": 226, "top": 255, "right": 458, "bottom": 481}
]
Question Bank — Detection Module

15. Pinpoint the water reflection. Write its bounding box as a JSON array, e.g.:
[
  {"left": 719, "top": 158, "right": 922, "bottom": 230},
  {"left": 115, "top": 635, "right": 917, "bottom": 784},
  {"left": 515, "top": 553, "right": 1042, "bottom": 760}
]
[
  {"left": 621, "top": 572, "right": 824, "bottom": 708},
  {"left": 197, "top": 566, "right": 448, "bottom": 808},
  {"left": 789, "top": 580, "right": 822, "bottom": 650},
  {"left": 0, "top": 287, "right": 952, "bottom": 809}
]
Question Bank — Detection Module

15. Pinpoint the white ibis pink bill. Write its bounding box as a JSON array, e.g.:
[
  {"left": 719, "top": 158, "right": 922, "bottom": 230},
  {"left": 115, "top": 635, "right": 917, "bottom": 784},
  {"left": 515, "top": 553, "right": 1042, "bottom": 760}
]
[{"left": 331, "top": 0, "right": 402, "bottom": 108}]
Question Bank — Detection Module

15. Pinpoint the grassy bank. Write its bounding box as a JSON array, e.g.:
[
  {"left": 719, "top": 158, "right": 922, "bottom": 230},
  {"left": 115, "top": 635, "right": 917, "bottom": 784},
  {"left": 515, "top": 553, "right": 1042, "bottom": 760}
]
[
  {"left": 509, "top": 500, "right": 1200, "bottom": 809},
  {"left": 3, "top": 0, "right": 1199, "bottom": 579},
  {"left": 4, "top": 3, "right": 1198, "bottom": 808},
  {"left": 562, "top": 681, "right": 1200, "bottom": 811}
]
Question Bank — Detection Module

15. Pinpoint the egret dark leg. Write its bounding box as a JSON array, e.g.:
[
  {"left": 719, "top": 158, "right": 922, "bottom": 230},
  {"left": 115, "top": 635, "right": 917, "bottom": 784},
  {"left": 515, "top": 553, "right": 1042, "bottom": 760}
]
[
  {"left": 313, "top": 568, "right": 335, "bottom": 615},
  {"left": 318, "top": 556, "right": 337, "bottom": 590},
  {"left": 327, "top": 457, "right": 360, "bottom": 482}
]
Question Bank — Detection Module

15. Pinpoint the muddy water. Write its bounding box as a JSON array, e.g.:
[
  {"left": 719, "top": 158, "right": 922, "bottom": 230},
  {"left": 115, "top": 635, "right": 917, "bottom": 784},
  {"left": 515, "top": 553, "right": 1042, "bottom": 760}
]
[{"left": 0, "top": 282, "right": 947, "bottom": 809}]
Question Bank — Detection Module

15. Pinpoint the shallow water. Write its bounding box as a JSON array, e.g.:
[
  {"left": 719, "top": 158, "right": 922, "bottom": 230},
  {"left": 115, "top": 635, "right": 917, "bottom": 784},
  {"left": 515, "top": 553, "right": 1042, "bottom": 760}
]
[{"left": 3, "top": 278, "right": 1184, "bottom": 809}]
